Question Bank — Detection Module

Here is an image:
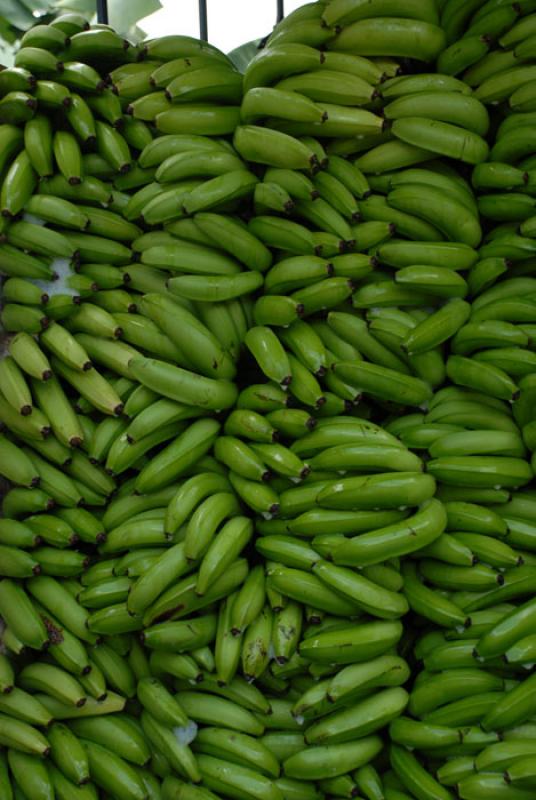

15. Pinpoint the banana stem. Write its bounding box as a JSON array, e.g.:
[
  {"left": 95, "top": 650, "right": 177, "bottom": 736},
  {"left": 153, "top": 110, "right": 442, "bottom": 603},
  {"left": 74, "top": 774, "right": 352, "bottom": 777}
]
[
  {"left": 199, "top": 0, "right": 208, "bottom": 41},
  {"left": 96, "top": 0, "right": 108, "bottom": 24}
]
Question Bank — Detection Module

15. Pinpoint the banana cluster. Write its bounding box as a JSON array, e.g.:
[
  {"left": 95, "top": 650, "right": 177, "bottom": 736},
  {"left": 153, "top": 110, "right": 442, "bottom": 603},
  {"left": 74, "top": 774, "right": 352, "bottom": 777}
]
[{"left": 1, "top": 0, "right": 536, "bottom": 798}]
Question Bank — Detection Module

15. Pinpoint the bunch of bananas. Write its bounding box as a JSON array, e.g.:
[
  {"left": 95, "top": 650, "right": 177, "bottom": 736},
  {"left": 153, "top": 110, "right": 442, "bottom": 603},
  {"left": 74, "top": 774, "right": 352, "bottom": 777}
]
[{"left": 1, "top": 0, "right": 536, "bottom": 798}]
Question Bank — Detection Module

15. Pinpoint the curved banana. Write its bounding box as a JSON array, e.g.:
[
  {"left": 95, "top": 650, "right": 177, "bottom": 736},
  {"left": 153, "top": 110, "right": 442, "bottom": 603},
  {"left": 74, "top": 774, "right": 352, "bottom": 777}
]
[
  {"left": 129, "top": 356, "right": 238, "bottom": 410},
  {"left": 388, "top": 183, "right": 482, "bottom": 245}
]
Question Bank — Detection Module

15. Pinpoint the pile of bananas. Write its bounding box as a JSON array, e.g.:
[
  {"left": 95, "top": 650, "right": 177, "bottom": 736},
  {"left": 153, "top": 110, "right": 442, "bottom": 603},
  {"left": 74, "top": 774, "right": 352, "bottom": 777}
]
[{"left": 1, "top": 0, "right": 536, "bottom": 798}]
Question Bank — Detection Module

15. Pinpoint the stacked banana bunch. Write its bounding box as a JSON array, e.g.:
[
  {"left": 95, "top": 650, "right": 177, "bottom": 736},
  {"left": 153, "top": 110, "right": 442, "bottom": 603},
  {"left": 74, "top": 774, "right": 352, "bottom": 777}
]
[{"left": 1, "top": 0, "right": 536, "bottom": 798}]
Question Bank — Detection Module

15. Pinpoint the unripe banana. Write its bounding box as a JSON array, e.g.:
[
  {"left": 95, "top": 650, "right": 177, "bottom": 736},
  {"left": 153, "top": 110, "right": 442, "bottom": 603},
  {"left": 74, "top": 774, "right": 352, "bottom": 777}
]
[
  {"left": 48, "top": 722, "right": 90, "bottom": 786},
  {"left": 1, "top": 150, "right": 37, "bottom": 218},
  {"left": 0, "top": 579, "right": 48, "bottom": 651}
]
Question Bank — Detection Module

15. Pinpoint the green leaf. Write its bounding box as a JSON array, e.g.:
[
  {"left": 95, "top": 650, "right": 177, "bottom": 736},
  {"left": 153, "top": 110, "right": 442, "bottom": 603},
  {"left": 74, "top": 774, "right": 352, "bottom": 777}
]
[
  {"left": 109, "top": 0, "right": 161, "bottom": 39},
  {"left": 0, "top": 16, "right": 18, "bottom": 43},
  {"left": 52, "top": 0, "right": 95, "bottom": 14},
  {"left": 0, "top": 0, "right": 34, "bottom": 30},
  {"left": 228, "top": 38, "right": 263, "bottom": 73},
  {"left": 19, "top": 0, "right": 50, "bottom": 13},
  {"left": 0, "top": 25, "right": 19, "bottom": 66}
]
